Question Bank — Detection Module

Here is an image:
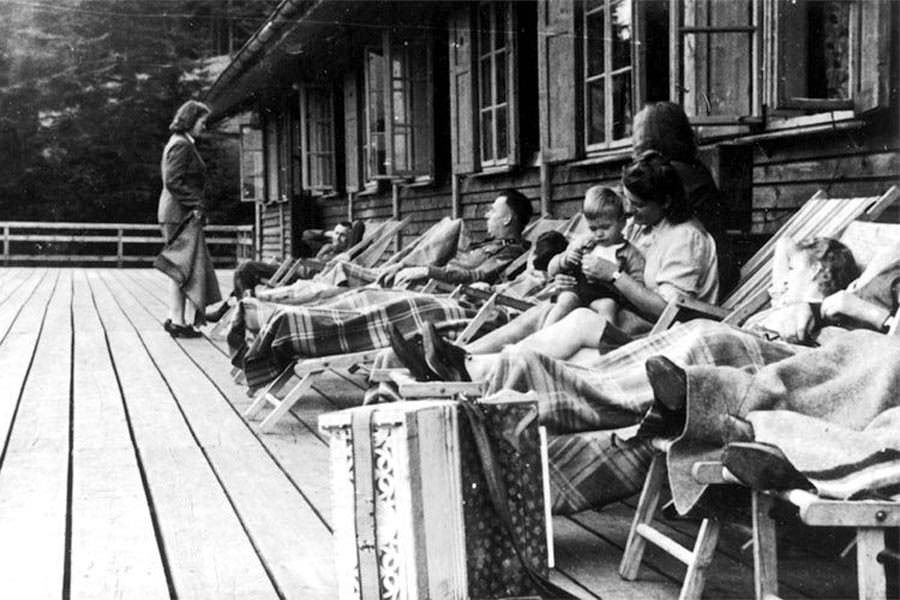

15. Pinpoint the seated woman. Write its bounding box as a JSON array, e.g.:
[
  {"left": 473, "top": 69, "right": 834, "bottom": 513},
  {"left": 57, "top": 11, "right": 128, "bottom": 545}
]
[
  {"left": 465, "top": 150, "right": 719, "bottom": 359},
  {"left": 390, "top": 234, "right": 861, "bottom": 513}
]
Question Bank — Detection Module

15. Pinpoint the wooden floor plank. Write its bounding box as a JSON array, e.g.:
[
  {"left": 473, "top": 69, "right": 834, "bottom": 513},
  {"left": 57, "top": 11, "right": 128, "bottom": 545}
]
[
  {"left": 0, "top": 269, "right": 46, "bottom": 346},
  {"left": 69, "top": 269, "right": 169, "bottom": 599},
  {"left": 0, "top": 268, "right": 37, "bottom": 311},
  {"left": 101, "top": 270, "right": 338, "bottom": 599},
  {"left": 0, "top": 270, "right": 71, "bottom": 598},
  {"left": 88, "top": 271, "right": 279, "bottom": 600}
]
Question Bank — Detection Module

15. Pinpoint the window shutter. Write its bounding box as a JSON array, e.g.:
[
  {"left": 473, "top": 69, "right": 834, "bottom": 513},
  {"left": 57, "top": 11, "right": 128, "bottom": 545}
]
[
  {"left": 298, "top": 86, "right": 311, "bottom": 191},
  {"left": 538, "top": 0, "right": 580, "bottom": 163},
  {"left": 505, "top": 2, "right": 519, "bottom": 165},
  {"left": 855, "top": 0, "right": 891, "bottom": 113},
  {"left": 677, "top": 0, "right": 762, "bottom": 125},
  {"left": 343, "top": 71, "right": 361, "bottom": 193},
  {"left": 449, "top": 6, "right": 477, "bottom": 173}
]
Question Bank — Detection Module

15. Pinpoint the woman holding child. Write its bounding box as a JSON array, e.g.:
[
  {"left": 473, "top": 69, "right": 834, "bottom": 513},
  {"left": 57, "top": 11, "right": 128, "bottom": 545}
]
[{"left": 466, "top": 149, "right": 719, "bottom": 358}]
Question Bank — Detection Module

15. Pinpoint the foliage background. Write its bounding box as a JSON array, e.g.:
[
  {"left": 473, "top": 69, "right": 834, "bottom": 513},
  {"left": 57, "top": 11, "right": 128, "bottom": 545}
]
[{"left": 0, "top": 0, "right": 275, "bottom": 224}]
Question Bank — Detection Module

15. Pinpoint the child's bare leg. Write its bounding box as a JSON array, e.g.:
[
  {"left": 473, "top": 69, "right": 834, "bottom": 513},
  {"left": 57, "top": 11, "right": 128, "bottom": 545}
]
[
  {"left": 513, "top": 307, "right": 611, "bottom": 360},
  {"left": 543, "top": 290, "right": 582, "bottom": 327}
]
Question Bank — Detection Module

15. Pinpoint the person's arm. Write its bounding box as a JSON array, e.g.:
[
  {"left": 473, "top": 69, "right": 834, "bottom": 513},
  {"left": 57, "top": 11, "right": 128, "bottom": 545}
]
[
  {"left": 164, "top": 141, "right": 203, "bottom": 209},
  {"left": 581, "top": 254, "right": 669, "bottom": 318},
  {"left": 821, "top": 290, "right": 895, "bottom": 331},
  {"left": 425, "top": 247, "right": 518, "bottom": 285}
]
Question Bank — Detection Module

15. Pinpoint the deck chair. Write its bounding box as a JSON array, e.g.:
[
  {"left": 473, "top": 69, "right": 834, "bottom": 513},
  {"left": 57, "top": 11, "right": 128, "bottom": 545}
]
[
  {"left": 650, "top": 185, "right": 900, "bottom": 334},
  {"left": 619, "top": 211, "right": 900, "bottom": 600}
]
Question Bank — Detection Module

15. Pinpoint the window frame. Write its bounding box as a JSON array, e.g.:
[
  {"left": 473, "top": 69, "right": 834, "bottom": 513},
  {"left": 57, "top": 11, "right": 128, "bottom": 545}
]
[
  {"left": 299, "top": 83, "right": 337, "bottom": 194},
  {"left": 475, "top": 1, "right": 518, "bottom": 169},
  {"left": 764, "top": 0, "right": 858, "bottom": 114},
  {"left": 582, "top": 0, "right": 642, "bottom": 152},
  {"left": 362, "top": 29, "right": 435, "bottom": 187},
  {"left": 239, "top": 123, "right": 264, "bottom": 203}
]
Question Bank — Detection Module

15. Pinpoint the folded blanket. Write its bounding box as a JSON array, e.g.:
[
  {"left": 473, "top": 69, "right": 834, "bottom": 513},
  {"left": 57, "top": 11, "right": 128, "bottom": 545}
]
[
  {"left": 236, "top": 288, "right": 475, "bottom": 390},
  {"left": 670, "top": 329, "right": 900, "bottom": 514}
]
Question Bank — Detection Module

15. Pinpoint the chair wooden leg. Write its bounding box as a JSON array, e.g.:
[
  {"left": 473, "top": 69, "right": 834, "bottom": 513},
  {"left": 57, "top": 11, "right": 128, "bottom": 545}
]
[
  {"left": 620, "top": 453, "right": 667, "bottom": 580},
  {"left": 258, "top": 372, "right": 317, "bottom": 433},
  {"left": 680, "top": 518, "right": 721, "bottom": 600},
  {"left": 243, "top": 364, "right": 296, "bottom": 419},
  {"left": 752, "top": 492, "right": 779, "bottom": 600},
  {"left": 856, "top": 528, "right": 887, "bottom": 600}
]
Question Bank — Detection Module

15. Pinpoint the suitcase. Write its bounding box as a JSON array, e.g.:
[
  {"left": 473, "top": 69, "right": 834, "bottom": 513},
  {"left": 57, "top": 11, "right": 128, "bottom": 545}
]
[{"left": 319, "top": 397, "right": 552, "bottom": 600}]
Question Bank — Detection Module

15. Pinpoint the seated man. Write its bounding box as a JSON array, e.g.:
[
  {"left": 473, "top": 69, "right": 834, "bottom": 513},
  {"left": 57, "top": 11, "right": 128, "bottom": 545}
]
[
  {"left": 230, "top": 191, "right": 535, "bottom": 390},
  {"left": 385, "top": 189, "right": 533, "bottom": 288}
]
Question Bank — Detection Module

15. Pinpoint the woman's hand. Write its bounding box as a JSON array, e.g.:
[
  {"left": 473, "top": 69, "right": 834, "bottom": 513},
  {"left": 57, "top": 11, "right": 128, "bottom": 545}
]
[
  {"left": 394, "top": 266, "right": 429, "bottom": 287},
  {"left": 554, "top": 274, "right": 578, "bottom": 291},
  {"left": 581, "top": 254, "right": 619, "bottom": 282}
]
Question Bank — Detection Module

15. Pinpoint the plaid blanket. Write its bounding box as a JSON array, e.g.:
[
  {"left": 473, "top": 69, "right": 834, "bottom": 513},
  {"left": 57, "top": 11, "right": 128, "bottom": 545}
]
[
  {"left": 236, "top": 288, "right": 475, "bottom": 390},
  {"left": 482, "top": 319, "right": 798, "bottom": 513}
]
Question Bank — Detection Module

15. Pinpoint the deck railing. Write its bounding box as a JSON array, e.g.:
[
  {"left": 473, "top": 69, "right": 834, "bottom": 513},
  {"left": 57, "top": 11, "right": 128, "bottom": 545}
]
[{"left": 0, "top": 221, "right": 254, "bottom": 267}]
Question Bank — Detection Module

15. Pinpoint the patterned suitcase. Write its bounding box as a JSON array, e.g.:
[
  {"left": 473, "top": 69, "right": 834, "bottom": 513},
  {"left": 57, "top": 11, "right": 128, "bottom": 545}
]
[{"left": 319, "top": 397, "right": 552, "bottom": 600}]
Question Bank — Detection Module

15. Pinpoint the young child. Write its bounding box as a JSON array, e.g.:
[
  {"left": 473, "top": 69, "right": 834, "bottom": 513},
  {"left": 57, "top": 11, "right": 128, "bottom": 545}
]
[
  {"left": 745, "top": 236, "right": 859, "bottom": 339},
  {"left": 544, "top": 186, "right": 645, "bottom": 326},
  {"left": 494, "top": 230, "right": 568, "bottom": 299}
]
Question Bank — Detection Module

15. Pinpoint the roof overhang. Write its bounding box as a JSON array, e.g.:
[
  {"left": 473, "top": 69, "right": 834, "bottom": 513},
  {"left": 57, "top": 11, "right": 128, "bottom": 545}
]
[{"left": 205, "top": 0, "right": 390, "bottom": 121}]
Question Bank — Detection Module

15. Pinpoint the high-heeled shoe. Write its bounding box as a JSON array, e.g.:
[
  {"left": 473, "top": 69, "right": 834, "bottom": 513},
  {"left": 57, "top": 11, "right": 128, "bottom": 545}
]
[{"left": 421, "top": 322, "right": 470, "bottom": 382}]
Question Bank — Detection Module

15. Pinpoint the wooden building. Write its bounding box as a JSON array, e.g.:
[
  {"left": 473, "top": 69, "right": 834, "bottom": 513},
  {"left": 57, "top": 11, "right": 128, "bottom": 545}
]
[{"left": 204, "top": 0, "right": 899, "bottom": 262}]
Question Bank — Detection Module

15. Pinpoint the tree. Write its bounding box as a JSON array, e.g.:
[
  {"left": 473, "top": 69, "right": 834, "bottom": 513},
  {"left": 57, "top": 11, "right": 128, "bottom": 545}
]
[{"left": 0, "top": 0, "right": 276, "bottom": 224}]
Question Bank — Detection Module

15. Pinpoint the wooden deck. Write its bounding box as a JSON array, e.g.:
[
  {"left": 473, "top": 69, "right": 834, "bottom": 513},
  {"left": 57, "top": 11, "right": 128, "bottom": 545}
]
[{"left": 0, "top": 268, "right": 865, "bottom": 599}]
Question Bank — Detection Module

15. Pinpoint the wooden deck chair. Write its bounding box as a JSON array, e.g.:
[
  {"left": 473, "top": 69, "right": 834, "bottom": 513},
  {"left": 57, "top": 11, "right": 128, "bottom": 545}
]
[
  {"left": 650, "top": 185, "right": 900, "bottom": 334},
  {"left": 619, "top": 214, "right": 900, "bottom": 600}
]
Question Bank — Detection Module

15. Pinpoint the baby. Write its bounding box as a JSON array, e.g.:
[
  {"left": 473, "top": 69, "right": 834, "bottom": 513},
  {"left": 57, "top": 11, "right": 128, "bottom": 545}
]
[{"left": 544, "top": 186, "right": 645, "bottom": 326}]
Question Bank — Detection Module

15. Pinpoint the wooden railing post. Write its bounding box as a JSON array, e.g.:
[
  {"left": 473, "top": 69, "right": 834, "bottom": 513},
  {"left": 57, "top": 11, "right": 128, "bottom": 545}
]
[
  {"left": 3, "top": 225, "right": 9, "bottom": 265},
  {"left": 116, "top": 228, "right": 124, "bottom": 268}
]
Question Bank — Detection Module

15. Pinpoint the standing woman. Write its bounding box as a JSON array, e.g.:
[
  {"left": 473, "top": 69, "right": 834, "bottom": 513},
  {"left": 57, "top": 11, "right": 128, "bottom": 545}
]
[{"left": 157, "top": 99, "right": 221, "bottom": 337}]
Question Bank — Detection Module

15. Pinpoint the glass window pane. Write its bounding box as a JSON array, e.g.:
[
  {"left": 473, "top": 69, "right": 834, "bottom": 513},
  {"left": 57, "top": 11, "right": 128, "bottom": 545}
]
[
  {"left": 807, "top": 0, "right": 850, "bottom": 99},
  {"left": 496, "top": 52, "right": 507, "bottom": 104},
  {"left": 480, "top": 58, "right": 492, "bottom": 108},
  {"left": 393, "top": 128, "right": 409, "bottom": 171},
  {"left": 496, "top": 106, "right": 508, "bottom": 159},
  {"left": 494, "top": 3, "right": 507, "bottom": 50},
  {"left": 393, "top": 89, "right": 406, "bottom": 125},
  {"left": 611, "top": 71, "right": 632, "bottom": 140},
  {"left": 481, "top": 110, "right": 494, "bottom": 162},
  {"left": 586, "top": 9, "right": 605, "bottom": 78},
  {"left": 479, "top": 3, "right": 492, "bottom": 55},
  {"left": 611, "top": 0, "right": 631, "bottom": 71},
  {"left": 587, "top": 79, "right": 605, "bottom": 145}
]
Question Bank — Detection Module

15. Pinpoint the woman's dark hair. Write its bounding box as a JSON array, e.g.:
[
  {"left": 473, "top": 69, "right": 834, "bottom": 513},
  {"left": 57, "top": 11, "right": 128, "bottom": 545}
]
[
  {"left": 622, "top": 150, "right": 692, "bottom": 224},
  {"left": 532, "top": 231, "right": 567, "bottom": 272},
  {"left": 498, "top": 188, "right": 534, "bottom": 231},
  {"left": 169, "top": 100, "right": 211, "bottom": 133},
  {"left": 632, "top": 102, "right": 696, "bottom": 163},
  {"left": 796, "top": 237, "right": 860, "bottom": 296}
]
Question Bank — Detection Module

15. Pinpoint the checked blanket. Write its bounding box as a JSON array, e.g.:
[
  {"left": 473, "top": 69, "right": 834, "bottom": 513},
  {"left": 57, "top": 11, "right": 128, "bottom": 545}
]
[
  {"left": 236, "top": 288, "right": 475, "bottom": 391},
  {"left": 481, "top": 320, "right": 797, "bottom": 514}
]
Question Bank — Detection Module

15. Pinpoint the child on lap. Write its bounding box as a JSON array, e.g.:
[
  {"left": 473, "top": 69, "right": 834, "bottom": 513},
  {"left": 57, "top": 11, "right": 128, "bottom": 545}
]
[{"left": 545, "top": 186, "right": 645, "bottom": 326}]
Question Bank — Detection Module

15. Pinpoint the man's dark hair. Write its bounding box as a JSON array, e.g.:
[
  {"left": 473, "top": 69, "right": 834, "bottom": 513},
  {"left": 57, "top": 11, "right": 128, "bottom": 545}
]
[
  {"left": 622, "top": 150, "right": 692, "bottom": 224},
  {"left": 498, "top": 189, "right": 533, "bottom": 231},
  {"left": 533, "top": 231, "right": 567, "bottom": 271},
  {"left": 169, "top": 100, "right": 211, "bottom": 133},
  {"left": 337, "top": 221, "right": 352, "bottom": 229}
]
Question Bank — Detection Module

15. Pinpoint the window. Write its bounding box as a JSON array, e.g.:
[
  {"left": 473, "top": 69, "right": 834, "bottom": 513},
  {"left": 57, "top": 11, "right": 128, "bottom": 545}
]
[
  {"left": 363, "top": 32, "right": 433, "bottom": 184},
  {"left": 477, "top": 2, "right": 513, "bottom": 166},
  {"left": 769, "top": 0, "right": 855, "bottom": 111},
  {"left": 239, "top": 124, "right": 264, "bottom": 203},
  {"left": 674, "top": 0, "right": 890, "bottom": 126},
  {"left": 300, "top": 85, "right": 336, "bottom": 193},
  {"left": 537, "top": 0, "right": 669, "bottom": 161},
  {"left": 263, "top": 113, "right": 280, "bottom": 204}
]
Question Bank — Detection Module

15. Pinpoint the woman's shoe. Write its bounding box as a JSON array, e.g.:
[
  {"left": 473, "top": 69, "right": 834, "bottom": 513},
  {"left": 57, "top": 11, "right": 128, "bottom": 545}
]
[
  {"left": 163, "top": 319, "right": 180, "bottom": 336},
  {"left": 421, "top": 322, "right": 470, "bottom": 382},
  {"left": 175, "top": 324, "right": 202, "bottom": 338},
  {"left": 387, "top": 323, "right": 437, "bottom": 381}
]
